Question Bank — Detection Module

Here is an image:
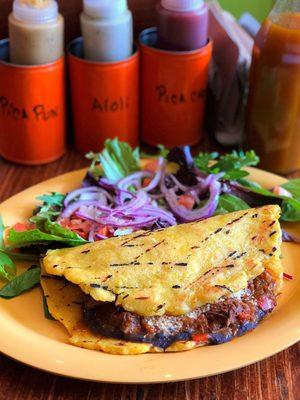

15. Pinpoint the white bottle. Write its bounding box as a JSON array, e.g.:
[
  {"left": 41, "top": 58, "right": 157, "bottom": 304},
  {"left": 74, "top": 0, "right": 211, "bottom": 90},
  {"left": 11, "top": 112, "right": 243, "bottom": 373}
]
[
  {"left": 80, "top": 0, "right": 133, "bottom": 62},
  {"left": 9, "top": 0, "right": 64, "bottom": 65}
]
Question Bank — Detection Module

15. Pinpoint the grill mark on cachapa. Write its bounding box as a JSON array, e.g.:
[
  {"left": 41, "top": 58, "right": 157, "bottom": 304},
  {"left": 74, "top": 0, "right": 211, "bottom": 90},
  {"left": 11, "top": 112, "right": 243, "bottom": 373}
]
[
  {"left": 133, "top": 239, "right": 166, "bottom": 261},
  {"left": 197, "top": 212, "right": 249, "bottom": 246},
  {"left": 214, "top": 285, "right": 234, "bottom": 293},
  {"left": 187, "top": 264, "right": 236, "bottom": 288},
  {"left": 109, "top": 261, "right": 141, "bottom": 267},
  {"left": 121, "top": 231, "right": 152, "bottom": 247}
]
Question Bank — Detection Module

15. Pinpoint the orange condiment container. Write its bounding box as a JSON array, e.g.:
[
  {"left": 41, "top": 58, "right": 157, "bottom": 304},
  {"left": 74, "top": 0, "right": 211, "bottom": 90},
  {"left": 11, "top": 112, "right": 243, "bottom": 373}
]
[
  {"left": 140, "top": 28, "right": 212, "bottom": 148},
  {"left": 246, "top": 4, "right": 300, "bottom": 174},
  {"left": 68, "top": 38, "right": 139, "bottom": 154},
  {"left": 0, "top": 39, "right": 66, "bottom": 165}
]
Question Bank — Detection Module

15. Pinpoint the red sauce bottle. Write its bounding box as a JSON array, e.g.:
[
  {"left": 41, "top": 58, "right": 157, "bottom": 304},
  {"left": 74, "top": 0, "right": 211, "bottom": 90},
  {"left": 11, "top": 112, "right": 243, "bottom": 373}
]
[
  {"left": 246, "top": 0, "right": 300, "bottom": 174},
  {"left": 156, "top": 0, "right": 209, "bottom": 51}
]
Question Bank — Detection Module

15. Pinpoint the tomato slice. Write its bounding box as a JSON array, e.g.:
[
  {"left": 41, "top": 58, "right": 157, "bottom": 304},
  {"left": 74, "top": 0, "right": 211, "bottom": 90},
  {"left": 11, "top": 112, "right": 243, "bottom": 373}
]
[
  {"left": 143, "top": 159, "right": 159, "bottom": 172},
  {"left": 95, "top": 226, "right": 112, "bottom": 238},
  {"left": 12, "top": 222, "right": 35, "bottom": 232},
  {"left": 142, "top": 177, "right": 152, "bottom": 188},
  {"left": 59, "top": 218, "right": 94, "bottom": 240},
  {"left": 178, "top": 194, "right": 195, "bottom": 210},
  {"left": 272, "top": 186, "right": 292, "bottom": 198}
]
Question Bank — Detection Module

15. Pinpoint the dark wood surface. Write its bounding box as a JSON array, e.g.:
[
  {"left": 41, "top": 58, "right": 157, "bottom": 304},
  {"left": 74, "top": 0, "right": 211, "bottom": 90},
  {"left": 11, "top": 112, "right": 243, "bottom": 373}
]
[{"left": 0, "top": 149, "right": 299, "bottom": 400}]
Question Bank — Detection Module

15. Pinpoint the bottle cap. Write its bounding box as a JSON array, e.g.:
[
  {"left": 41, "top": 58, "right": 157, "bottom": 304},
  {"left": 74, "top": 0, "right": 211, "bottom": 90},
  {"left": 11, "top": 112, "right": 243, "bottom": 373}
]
[
  {"left": 161, "top": 0, "right": 204, "bottom": 12},
  {"left": 83, "top": 0, "right": 128, "bottom": 19},
  {"left": 13, "top": 0, "right": 58, "bottom": 23}
]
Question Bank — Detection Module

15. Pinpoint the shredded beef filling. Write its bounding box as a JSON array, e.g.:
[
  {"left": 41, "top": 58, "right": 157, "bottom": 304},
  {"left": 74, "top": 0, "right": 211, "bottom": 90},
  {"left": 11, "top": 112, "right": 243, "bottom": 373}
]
[{"left": 83, "top": 272, "right": 276, "bottom": 349}]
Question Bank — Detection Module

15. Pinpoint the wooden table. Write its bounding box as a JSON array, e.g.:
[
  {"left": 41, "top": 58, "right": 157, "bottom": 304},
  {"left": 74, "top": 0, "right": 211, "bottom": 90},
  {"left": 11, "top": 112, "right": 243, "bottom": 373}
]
[{"left": 0, "top": 149, "right": 299, "bottom": 400}]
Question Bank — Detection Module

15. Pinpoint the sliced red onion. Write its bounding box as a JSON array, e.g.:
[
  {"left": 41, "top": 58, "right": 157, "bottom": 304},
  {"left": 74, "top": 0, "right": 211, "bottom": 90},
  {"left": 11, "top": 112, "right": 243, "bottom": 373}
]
[
  {"left": 282, "top": 229, "right": 300, "bottom": 244},
  {"left": 95, "top": 215, "right": 158, "bottom": 228},
  {"left": 143, "top": 157, "right": 165, "bottom": 192},
  {"left": 115, "top": 190, "right": 150, "bottom": 213},
  {"left": 118, "top": 171, "right": 152, "bottom": 192},
  {"left": 161, "top": 175, "right": 221, "bottom": 222},
  {"left": 64, "top": 186, "right": 113, "bottom": 207},
  {"left": 116, "top": 189, "right": 135, "bottom": 205},
  {"left": 88, "top": 228, "right": 95, "bottom": 242},
  {"left": 61, "top": 200, "right": 112, "bottom": 219},
  {"left": 183, "top": 146, "right": 194, "bottom": 168},
  {"left": 95, "top": 232, "right": 108, "bottom": 240},
  {"left": 169, "top": 174, "right": 189, "bottom": 192},
  {"left": 133, "top": 206, "right": 177, "bottom": 226},
  {"left": 98, "top": 178, "right": 116, "bottom": 191}
]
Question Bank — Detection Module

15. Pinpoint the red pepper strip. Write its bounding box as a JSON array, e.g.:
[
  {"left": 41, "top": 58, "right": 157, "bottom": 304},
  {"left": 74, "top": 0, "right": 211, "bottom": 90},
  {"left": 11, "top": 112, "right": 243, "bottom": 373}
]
[
  {"left": 237, "top": 311, "right": 253, "bottom": 322},
  {"left": 283, "top": 272, "right": 293, "bottom": 280},
  {"left": 192, "top": 333, "right": 209, "bottom": 343}
]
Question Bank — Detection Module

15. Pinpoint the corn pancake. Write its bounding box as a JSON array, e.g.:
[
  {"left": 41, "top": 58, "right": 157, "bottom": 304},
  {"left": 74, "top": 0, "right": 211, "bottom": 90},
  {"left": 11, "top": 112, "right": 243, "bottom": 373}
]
[{"left": 43, "top": 206, "right": 282, "bottom": 317}]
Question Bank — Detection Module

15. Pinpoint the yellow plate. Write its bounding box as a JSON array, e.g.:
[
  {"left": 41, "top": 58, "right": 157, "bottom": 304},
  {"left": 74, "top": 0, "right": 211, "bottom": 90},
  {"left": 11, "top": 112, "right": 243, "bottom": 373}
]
[{"left": 0, "top": 167, "right": 299, "bottom": 383}]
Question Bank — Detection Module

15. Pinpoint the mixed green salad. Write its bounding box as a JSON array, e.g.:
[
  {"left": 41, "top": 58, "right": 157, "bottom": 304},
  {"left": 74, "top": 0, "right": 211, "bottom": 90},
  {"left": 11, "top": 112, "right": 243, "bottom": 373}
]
[{"left": 1, "top": 138, "right": 299, "bottom": 300}]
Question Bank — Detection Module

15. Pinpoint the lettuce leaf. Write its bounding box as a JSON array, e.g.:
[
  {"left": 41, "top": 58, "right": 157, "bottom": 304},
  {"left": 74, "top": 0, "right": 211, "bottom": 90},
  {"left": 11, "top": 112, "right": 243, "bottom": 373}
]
[
  {"left": 8, "top": 216, "right": 86, "bottom": 249},
  {"left": 87, "top": 138, "right": 140, "bottom": 182}
]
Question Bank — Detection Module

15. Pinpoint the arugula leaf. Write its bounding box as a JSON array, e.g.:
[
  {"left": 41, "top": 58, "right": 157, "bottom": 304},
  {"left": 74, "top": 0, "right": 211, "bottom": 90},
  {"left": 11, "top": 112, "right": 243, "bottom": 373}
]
[
  {"left": 237, "top": 178, "right": 262, "bottom": 189},
  {"left": 194, "top": 152, "right": 219, "bottom": 174},
  {"left": 36, "top": 192, "right": 65, "bottom": 206},
  {"left": 281, "top": 179, "right": 300, "bottom": 201},
  {"left": 85, "top": 152, "right": 103, "bottom": 180},
  {"left": 281, "top": 199, "right": 300, "bottom": 222},
  {"left": 157, "top": 144, "right": 170, "bottom": 159},
  {"left": 195, "top": 150, "right": 259, "bottom": 180},
  {"left": 224, "top": 170, "right": 249, "bottom": 180},
  {"left": 216, "top": 194, "right": 250, "bottom": 215},
  {"left": 214, "top": 150, "right": 259, "bottom": 175},
  {"left": 35, "top": 192, "right": 65, "bottom": 221},
  {"left": 0, "top": 251, "right": 16, "bottom": 281},
  {"left": 43, "top": 296, "right": 54, "bottom": 320},
  {"left": 0, "top": 265, "right": 40, "bottom": 298}
]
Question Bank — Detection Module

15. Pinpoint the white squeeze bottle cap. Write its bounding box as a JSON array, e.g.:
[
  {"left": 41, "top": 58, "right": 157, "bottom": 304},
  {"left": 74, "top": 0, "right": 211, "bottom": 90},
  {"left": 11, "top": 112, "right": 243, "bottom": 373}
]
[
  {"left": 13, "top": 0, "right": 58, "bottom": 23},
  {"left": 83, "top": 0, "right": 128, "bottom": 19},
  {"left": 162, "top": 0, "right": 204, "bottom": 12}
]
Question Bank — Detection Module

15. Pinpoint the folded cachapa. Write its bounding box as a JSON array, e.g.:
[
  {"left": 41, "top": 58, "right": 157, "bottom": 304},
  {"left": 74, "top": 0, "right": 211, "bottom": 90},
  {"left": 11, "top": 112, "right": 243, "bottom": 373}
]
[{"left": 41, "top": 205, "right": 282, "bottom": 354}]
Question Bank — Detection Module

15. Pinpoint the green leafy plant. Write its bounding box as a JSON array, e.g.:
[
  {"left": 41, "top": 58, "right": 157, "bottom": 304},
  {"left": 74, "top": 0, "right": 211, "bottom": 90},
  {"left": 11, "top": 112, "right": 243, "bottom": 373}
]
[
  {"left": 86, "top": 138, "right": 140, "bottom": 182},
  {"left": 216, "top": 194, "right": 250, "bottom": 215},
  {"left": 0, "top": 265, "right": 41, "bottom": 298},
  {"left": 8, "top": 216, "right": 86, "bottom": 249},
  {"left": 141, "top": 144, "right": 170, "bottom": 159},
  {"left": 195, "top": 150, "right": 259, "bottom": 180},
  {"left": 35, "top": 192, "right": 65, "bottom": 221}
]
